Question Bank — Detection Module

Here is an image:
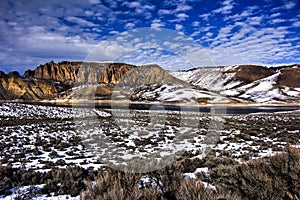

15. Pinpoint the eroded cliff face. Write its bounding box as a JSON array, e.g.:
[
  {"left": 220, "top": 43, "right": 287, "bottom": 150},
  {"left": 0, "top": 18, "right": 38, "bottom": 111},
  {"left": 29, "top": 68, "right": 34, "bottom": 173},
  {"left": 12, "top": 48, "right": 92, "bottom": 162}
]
[
  {"left": 24, "top": 61, "right": 81, "bottom": 84},
  {"left": 0, "top": 71, "right": 66, "bottom": 100},
  {"left": 117, "top": 64, "right": 186, "bottom": 88},
  {"left": 75, "top": 62, "right": 135, "bottom": 84},
  {"left": 0, "top": 61, "right": 138, "bottom": 100}
]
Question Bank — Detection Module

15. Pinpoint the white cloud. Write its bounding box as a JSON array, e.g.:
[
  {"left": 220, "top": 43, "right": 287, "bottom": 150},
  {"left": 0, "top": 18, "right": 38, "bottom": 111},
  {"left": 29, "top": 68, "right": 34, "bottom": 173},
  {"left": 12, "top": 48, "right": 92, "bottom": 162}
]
[
  {"left": 89, "top": 0, "right": 100, "bottom": 5},
  {"left": 143, "top": 4, "right": 155, "bottom": 10},
  {"left": 172, "top": 13, "right": 189, "bottom": 22},
  {"left": 190, "top": 30, "right": 201, "bottom": 37},
  {"left": 212, "top": 0, "right": 235, "bottom": 14},
  {"left": 121, "top": 1, "right": 154, "bottom": 19},
  {"left": 158, "top": 2, "right": 191, "bottom": 16},
  {"left": 65, "top": 16, "right": 98, "bottom": 27},
  {"left": 206, "top": 32, "right": 213, "bottom": 37},
  {"left": 175, "top": 24, "right": 183, "bottom": 31},
  {"left": 293, "top": 21, "right": 300, "bottom": 27},
  {"left": 192, "top": 21, "right": 200, "bottom": 27},
  {"left": 0, "top": 0, "right": 299, "bottom": 71},
  {"left": 270, "top": 13, "right": 281, "bottom": 18},
  {"left": 175, "top": 4, "right": 192, "bottom": 12},
  {"left": 247, "top": 16, "right": 264, "bottom": 25},
  {"left": 109, "top": 30, "right": 120, "bottom": 35},
  {"left": 271, "top": 18, "right": 286, "bottom": 24},
  {"left": 151, "top": 19, "right": 165, "bottom": 30},
  {"left": 86, "top": 28, "right": 213, "bottom": 70},
  {"left": 283, "top": 1, "right": 297, "bottom": 9},
  {"left": 158, "top": 9, "right": 172, "bottom": 15},
  {"left": 125, "top": 22, "right": 135, "bottom": 29},
  {"left": 122, "top": 1, "right": 141, "bottom": 8},
  {"left": 199, "top": 13, "right": 210, "bottom": 21},
  {"left": 0, "top": 25, "right": 97, "bottom": 72},
  {"left": 205, "top": 18, "right": 300, "bottom": 66}
]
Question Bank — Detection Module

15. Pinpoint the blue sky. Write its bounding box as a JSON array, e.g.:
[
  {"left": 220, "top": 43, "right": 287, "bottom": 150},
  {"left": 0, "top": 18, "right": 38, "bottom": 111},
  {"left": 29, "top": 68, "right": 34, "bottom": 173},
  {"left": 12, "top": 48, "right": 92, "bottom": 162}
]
[{"left": 0, "top": 0, "right": 299, "bottom": 73}]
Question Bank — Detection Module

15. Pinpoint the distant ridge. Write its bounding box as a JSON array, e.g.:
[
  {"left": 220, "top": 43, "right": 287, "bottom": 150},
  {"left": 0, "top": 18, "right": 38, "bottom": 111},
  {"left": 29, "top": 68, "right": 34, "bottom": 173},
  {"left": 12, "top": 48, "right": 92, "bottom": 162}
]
[
  {"left": 0, "top": 61, "right": 299, "bottom": 103},
  {"left": 171, "top": 64, "right": 300, "bottom": 103}
]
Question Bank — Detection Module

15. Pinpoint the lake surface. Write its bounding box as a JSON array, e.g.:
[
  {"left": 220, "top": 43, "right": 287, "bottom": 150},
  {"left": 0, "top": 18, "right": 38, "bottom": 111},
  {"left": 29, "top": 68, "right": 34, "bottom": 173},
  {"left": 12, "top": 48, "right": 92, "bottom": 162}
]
[
  {"left": 5, "top": 101, "right": 299, "bottom": 114},
  {"left": 125, "top": 104, "right": 300, "bottom": 114}
]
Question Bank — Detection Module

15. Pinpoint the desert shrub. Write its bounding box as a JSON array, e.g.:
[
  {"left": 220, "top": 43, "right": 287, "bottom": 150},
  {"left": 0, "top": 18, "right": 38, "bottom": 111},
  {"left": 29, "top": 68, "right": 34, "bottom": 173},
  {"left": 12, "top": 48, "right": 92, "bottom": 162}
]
[
  {"left": 175, "top": 178, "right": 242, "bottom": 200},
  {"left": 42, "top": 166, "right": 88, "bottom": 196},
  {"left": 204, "top": 156, "right": 239, "bottom": 169},
  {"left": 0, "top": 165, "right": 44, "bottom": 196},
  {"left": 81, "top": 161, "right": 232, "bottom": 200},
  {"left": 82, "top": 168, "right": 145, "bottom": 200},
  {"left": 1, "top": 147, "right": 299, "bottom": 199},
  {"left": 175, "top": 179, "right": 215, "bottom": 200},
  {"left": 210, "top": 146, "right": 300, "bottom": 200}
]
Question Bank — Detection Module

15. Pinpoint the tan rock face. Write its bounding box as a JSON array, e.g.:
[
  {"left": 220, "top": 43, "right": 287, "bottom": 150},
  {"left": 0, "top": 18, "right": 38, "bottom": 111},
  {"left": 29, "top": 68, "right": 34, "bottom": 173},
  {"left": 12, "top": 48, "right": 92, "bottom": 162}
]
[
  {"left": 117, "top": 64, "right": 185, "bottom": 88},
  {"left": 0, "top": 61, "right": 137, "bottom": 100},
  {"left": 0, "top": 73, "right": 64, "bottom": 100},
  {"left": 25, "top": 61, "right": 81, "bottom": 84},
  {"left": 75, "top": 62, "right": 135, "bottom": 84}
]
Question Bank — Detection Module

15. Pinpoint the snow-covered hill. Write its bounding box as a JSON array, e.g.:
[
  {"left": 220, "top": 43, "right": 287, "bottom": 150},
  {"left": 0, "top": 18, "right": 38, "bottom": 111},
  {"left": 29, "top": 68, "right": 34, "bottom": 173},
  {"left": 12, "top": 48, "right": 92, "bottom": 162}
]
[
  {"left": 131, "top": 83, "right": 232, "bottom": 104},
  {"left": 171, "top": 65, "right": 300, "bottom": 103}
]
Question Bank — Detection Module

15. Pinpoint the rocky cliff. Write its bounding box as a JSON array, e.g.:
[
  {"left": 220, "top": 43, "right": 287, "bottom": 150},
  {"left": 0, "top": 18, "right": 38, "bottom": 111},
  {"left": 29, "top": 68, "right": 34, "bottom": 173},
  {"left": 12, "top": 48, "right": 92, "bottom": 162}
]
[
  {"left": 24, "top": 61, "right": 81, "bottom": 84},
  {"left": 75, "top": 62, "right": 135, "bottom": 84},
  {"left": 0, "top": 71, "right": 67, "bottom": 100},
  {"left": 1, "top": 61, "right": 182, "bottom": 101}
]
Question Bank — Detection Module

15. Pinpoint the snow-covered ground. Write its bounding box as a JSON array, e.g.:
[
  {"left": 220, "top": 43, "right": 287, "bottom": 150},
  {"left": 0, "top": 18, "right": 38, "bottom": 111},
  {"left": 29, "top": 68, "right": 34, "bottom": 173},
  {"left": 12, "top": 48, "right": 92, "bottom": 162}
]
[
  {"left": 0, "top": 103, "right": 299, "bottom": 198},
  {"left": 133, "top": 83, "right": 232, "bottom": 104},
  {"left": 170, "top": 65, "right": 239, "bottom": 92}
]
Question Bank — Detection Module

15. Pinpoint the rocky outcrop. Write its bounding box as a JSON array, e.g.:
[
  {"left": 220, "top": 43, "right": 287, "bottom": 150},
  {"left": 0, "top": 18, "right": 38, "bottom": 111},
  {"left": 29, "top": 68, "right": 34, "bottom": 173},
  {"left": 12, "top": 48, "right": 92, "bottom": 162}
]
[
  {"left": 75, "top": 62, "right": 135, "bottom": 84},
  {"left": 24, "top": 61, "right": 81, "bottom": 85},
  {"left": 0, "top": 61, "right": 164, "bottom": 101},
  {"left": 117, "top": 64, "right": 186, "bottom": 88},
  {"left": 68, "top": 64, "right": 188, "bottom": 101},
  {"left": 1, "top": 61, "right": 137, "bottom": 100},
  {"left": 0, "top": 71, "right": 67, "bottom": 100}
]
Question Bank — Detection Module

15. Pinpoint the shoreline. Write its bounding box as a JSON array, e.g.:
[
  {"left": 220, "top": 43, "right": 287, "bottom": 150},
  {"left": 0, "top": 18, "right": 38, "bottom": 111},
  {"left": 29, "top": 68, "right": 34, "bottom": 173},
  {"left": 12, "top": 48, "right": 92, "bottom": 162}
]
[
  {"left": 0, "top": 100, "right": 299, "bottom": 115},
  {"left": 1, "top": 99, "right": 299, "bottom": 108}
]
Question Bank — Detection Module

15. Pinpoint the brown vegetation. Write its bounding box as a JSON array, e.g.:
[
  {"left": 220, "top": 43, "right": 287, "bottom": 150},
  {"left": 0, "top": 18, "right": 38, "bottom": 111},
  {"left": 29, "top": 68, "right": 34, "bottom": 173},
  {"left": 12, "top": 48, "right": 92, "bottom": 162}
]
[
  {"left": 1, "top": 146, "right": 299, "bottom": 199},
  {"left": 81, "top": 146, "right": 300, "bottom": 200}
]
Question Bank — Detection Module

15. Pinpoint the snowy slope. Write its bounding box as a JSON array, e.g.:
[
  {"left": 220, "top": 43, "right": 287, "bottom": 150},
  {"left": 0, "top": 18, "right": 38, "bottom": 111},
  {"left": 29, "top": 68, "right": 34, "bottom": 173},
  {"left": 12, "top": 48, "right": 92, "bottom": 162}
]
[
  {"left": 171, "top": 65, "right": 300, "bottom": 103},
  {"left": 171, "top": 65, "right": 241, "bottom": 91},
  {"left": 132, "top": 83, "right": 232, "bottom": 104}
]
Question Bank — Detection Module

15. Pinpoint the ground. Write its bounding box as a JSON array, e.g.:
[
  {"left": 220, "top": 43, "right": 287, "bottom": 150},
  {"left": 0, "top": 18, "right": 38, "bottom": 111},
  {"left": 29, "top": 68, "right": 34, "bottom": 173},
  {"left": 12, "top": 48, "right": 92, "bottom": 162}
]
[{"left": 0, "top": 102, "right": 299, "bottom": 199}]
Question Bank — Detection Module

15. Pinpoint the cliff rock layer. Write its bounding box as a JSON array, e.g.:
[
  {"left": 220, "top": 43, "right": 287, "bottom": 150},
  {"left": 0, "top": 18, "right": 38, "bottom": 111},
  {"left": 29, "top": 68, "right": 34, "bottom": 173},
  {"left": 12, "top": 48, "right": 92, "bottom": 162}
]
[
  {"left": 0, "top": 71, "right": 66, "bottom": 100},
  {"left": 0, "top": 61, "right": 138, "bottom": 100},
  {"left": 24, "top": 61, "right": 81, "bottom": 84}
]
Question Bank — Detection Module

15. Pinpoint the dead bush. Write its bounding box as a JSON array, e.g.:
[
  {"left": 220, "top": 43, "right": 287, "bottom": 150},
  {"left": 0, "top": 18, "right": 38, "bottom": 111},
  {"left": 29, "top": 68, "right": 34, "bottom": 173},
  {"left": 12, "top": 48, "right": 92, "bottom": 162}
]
[{"left": 210, "top": 146, "right": 300, "bottom": 200}]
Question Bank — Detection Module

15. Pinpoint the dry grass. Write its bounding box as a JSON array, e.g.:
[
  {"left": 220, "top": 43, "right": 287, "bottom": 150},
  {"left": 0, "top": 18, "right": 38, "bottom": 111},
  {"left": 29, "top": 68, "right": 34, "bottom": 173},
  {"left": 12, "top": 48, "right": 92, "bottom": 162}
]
[
  {"left": 1, "top": 146, "right": 299, "bottom": 199},
  {"left": 81, "top": 146, "right": 300, "bottom": 200},
  {"left": 210, "top": 145, "right": 300, "bottom": 200}
]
